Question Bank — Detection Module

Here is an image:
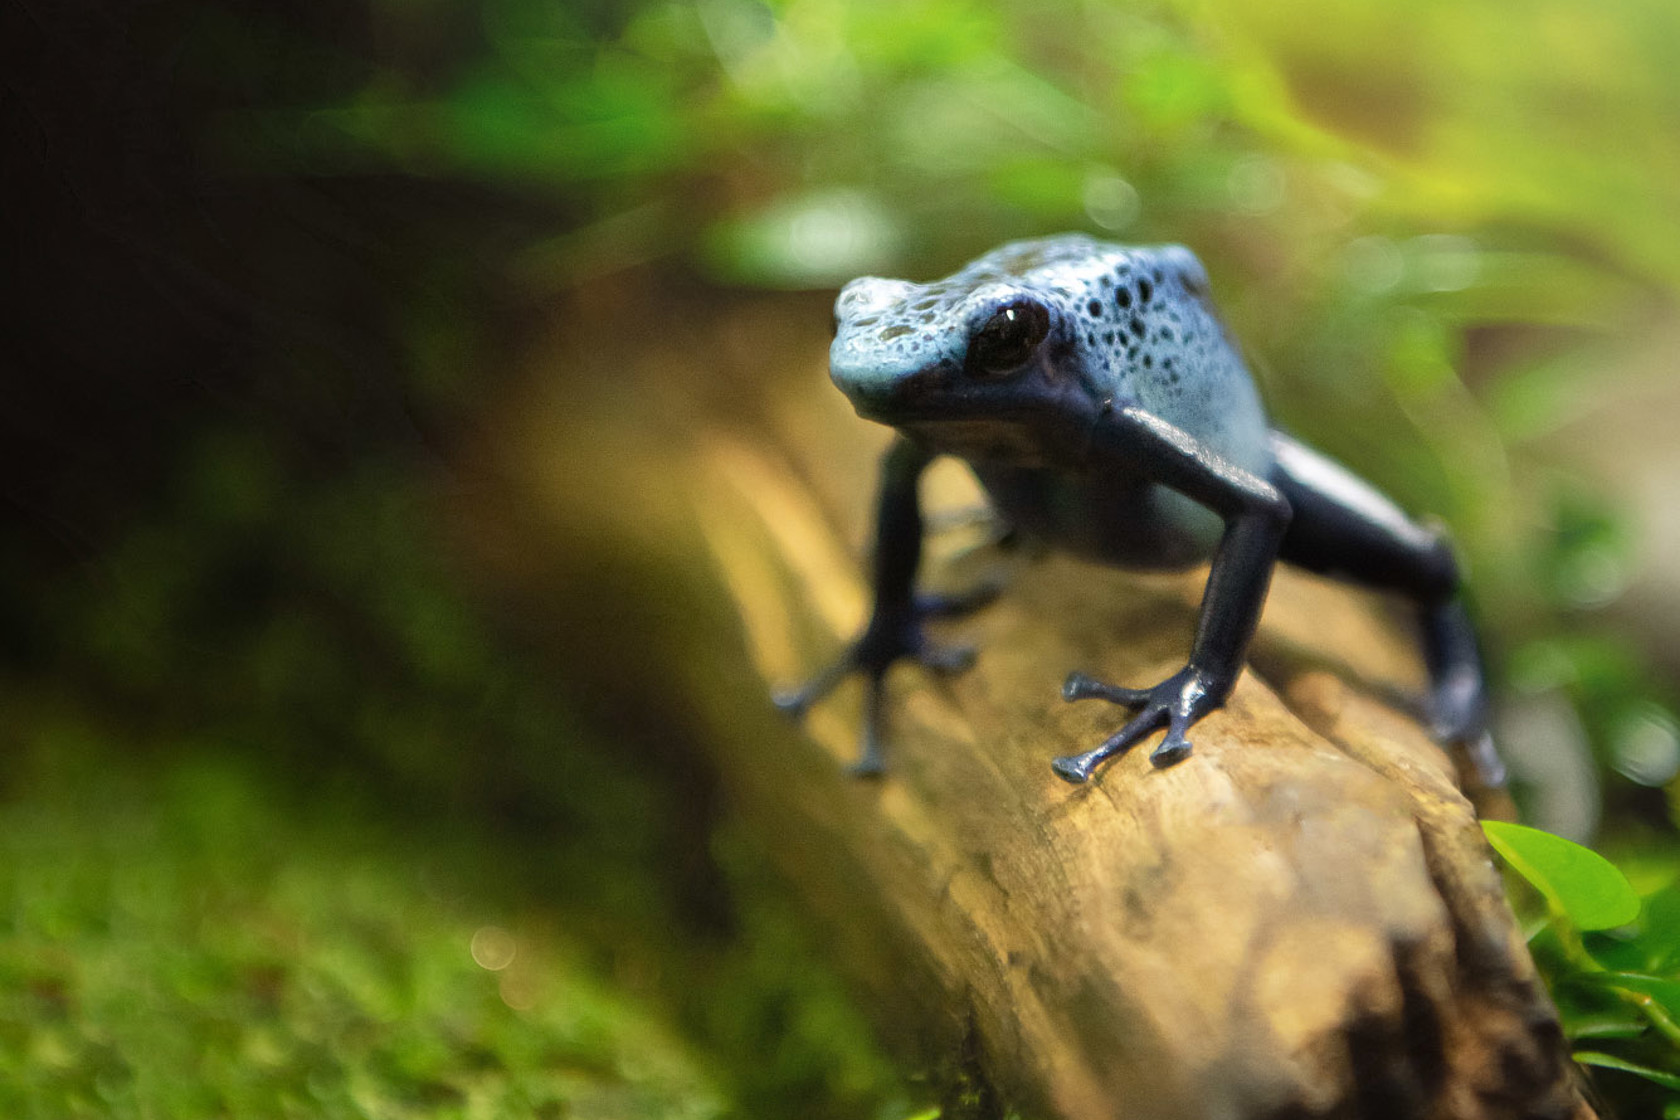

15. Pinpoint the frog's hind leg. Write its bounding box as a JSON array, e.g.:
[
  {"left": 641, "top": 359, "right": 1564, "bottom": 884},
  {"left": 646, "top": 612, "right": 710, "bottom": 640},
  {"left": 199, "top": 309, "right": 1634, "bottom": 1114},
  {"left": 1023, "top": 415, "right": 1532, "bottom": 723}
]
[{"left": 1267, "top": 431, "right": 1505, "bottom": 785}]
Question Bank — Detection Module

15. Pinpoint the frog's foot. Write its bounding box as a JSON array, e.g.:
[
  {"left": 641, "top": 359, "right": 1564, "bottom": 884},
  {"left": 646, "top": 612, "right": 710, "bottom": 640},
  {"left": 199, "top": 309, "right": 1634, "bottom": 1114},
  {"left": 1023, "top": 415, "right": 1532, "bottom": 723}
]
[
  {"left": 772, "top": 601, "right": 984, "bottom": 776},
  {"left": 770, "top": 633, "right": 976, "bottom": 721},
  {"left": 1052, "top": 667, "right": 1226, "bottom": 783}
]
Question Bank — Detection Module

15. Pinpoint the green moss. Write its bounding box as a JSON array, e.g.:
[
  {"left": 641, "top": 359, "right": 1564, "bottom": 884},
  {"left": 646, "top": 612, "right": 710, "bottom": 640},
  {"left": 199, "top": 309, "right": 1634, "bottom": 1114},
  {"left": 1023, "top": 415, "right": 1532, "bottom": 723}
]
[{"left": 0, "top": 729, "right": 726, "bottom": 1120}]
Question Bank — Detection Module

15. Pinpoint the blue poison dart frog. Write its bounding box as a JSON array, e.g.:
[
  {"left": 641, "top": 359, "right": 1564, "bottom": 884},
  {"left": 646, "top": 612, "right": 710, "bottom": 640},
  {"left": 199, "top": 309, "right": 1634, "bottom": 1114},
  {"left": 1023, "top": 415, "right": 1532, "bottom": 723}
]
[{"left": 774, "top": 234, "right": 1503, "bottom": 787}]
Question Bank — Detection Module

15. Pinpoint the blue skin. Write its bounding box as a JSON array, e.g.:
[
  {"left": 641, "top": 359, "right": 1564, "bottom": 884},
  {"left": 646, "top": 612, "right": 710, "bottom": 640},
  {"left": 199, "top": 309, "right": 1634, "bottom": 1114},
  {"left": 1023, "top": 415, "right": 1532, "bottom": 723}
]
[{"left": 776, "top": 234, "right": 1498, "bottom": 785}]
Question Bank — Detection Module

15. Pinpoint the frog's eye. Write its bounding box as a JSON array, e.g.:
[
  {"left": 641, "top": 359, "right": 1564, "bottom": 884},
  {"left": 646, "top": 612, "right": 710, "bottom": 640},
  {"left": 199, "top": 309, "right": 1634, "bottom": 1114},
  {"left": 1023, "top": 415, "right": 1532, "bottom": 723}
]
[{"left": 966, "top": 300, "right": 1050, "bottom": 379}]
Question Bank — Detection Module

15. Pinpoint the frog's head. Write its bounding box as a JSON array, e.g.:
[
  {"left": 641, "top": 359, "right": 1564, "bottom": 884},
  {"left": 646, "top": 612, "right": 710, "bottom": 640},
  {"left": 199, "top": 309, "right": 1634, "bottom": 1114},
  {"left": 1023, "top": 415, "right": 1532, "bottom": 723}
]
[
  {"left": 829, "top": 235, "right": 1188, "bottom": 464},
  {"left": 829, "top": 278, "right": 1090, "bottom": 462}
]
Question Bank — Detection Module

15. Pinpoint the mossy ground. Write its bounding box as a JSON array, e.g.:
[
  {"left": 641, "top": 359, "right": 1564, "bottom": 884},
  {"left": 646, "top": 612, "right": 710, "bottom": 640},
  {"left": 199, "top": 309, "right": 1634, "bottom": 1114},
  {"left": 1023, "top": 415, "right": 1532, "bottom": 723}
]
[
  {"left": 0, "top": 724, "right": 715, "bottom": 1118},
  {"left": 0, "top": 708, "right": 926, "bottom": 1119}
]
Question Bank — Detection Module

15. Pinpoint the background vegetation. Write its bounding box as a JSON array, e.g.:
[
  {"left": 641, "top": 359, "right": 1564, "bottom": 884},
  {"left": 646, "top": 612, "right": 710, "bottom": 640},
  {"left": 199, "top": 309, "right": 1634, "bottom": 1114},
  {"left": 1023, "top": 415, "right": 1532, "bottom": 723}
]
[{"left": 7, "top": 0, "right": 1680, "bottom": 1114}]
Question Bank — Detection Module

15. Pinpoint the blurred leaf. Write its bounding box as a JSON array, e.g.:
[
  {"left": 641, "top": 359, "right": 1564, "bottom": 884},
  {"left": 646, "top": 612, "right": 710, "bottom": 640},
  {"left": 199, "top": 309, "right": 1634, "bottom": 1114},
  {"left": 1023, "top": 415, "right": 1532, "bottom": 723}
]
[
  {"left": 1640, "top": 885, "right": 1680, "bottom": 973},
  {"left": 1486, "top": 351, "right": 1604, "bottom": 444},
  {"left": 1506, "top": 635, "right": 1647, "bottom": 699},
  {"left": 1537, "top": 486, "right": 1634, "bottom": 611},
  {"left": 707, "top": 188, "right": 900, "bottom": 287},
  {"left": 438, "top": 59, "right": 693, "bottom": 182},
  {"left": 1122, "top": 48, "right": 1230, "bottom": 134},
  {"left": 1574, "top": 1050, "right": 1680, "bottom": 1090},
  {"left": 1483, "top": 820, "right": 1641, "bottom": 930},
  {"left": 1563, "top": 1009, "right": 1649, "bottom": 1039},
  {"left": 1585, "top": 973, "right": 1680, "bottom": 1021},
  {"left": 986, "top": 158, "right": 1088, "bottom": 219}
]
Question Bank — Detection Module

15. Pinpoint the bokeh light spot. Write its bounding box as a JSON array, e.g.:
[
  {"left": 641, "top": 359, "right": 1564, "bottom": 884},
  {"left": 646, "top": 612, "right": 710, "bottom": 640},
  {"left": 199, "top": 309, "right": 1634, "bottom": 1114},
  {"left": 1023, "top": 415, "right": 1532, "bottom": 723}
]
[
  {"left": 471, "top": 925, "right": 518, "bottom": 971},
  {"left": 1083, "top": 172, "right": 1140, "bottom": 231}
]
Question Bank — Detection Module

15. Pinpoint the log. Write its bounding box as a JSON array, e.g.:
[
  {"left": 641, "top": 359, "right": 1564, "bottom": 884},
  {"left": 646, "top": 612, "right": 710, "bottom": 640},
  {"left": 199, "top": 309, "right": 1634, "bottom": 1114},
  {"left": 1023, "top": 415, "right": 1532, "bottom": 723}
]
[{"left": 463, "top": 295, "right": 1594, "bottom": 1120}]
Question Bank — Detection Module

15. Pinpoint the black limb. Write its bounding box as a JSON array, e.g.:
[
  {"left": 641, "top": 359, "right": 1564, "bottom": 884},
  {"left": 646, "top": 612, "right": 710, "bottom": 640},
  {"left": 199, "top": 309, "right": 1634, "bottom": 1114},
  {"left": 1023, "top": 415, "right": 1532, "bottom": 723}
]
[
  {"left": 772, "top": 436, "right": 984, "bottom": 774},
  {"left": 1268, "top": 432, "right": 1502, "bottom": 783},
  {"left": 1422, "top": 599, "right": 1489, "bottom": 744},
  {"left": 1268, "top": 431, "right": 1456, "bottom": 599},
  {"left": 1052, "top": 407, "right": 1293, "bottom": 783}
]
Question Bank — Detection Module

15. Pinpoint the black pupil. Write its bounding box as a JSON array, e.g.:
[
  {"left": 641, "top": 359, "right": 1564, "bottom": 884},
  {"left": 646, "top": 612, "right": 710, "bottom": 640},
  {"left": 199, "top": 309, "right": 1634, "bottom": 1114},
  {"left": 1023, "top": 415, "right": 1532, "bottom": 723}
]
[{"left": 970, "top": 302, "right": 1047, "bottom": 376}]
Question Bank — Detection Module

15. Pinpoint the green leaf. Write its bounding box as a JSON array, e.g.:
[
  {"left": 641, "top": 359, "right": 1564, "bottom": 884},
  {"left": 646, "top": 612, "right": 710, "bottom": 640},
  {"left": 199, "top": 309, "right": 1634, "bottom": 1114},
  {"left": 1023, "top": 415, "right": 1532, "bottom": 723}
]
[
  {"left": 1640, "top": 884, "right": 1680, "bottom": 972},
  {"left": 1563, "top": 1009, "right": 1648, "bottom": 1040},
  {"left": 1482, "top": 821, "right": 1640, "bottom": 931},
  {"left": 1574, "top": 1050, "right": 1680, "bottom": 1090},
  {"left": 1586, "top": 972, "right": 1680, "bottom": 1020}
]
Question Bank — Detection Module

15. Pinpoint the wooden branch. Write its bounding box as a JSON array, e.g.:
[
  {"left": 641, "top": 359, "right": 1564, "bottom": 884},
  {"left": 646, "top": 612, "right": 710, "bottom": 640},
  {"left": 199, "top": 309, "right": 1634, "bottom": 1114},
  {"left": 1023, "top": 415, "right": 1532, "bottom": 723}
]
[{"left": 470, "top": 300, "right": 1594, "bottom": 1120}]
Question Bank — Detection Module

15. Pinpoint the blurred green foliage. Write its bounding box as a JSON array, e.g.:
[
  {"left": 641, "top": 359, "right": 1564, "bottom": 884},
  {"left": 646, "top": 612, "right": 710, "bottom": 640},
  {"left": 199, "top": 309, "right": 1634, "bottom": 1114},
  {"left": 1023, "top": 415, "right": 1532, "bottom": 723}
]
[{"left": 1488, "top": 821, "right": 1680, "bottom": 1110}]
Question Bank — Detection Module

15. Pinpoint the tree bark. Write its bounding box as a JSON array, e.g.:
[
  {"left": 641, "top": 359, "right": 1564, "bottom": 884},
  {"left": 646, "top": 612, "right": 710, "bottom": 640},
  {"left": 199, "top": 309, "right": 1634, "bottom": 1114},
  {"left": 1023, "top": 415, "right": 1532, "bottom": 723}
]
[{"left": 467, "top": 295, "right": 1595, "bottom": 1120}]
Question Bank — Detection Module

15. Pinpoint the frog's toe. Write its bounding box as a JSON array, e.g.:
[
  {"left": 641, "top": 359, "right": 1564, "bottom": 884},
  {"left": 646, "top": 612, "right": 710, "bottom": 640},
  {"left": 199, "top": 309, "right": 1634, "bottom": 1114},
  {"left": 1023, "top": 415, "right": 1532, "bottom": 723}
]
[
  {"left": 1050, "top": 753, "right": 1097, "bottom": 784},
  {"left": 771, "top": 651, "right": 856, "bottom": 721},
  {"left": 1148, "top": 721, "right": 1194, "bottom": 768},
  {"left": 1062, "top": 671, "right": 1150, "bottom": 706},
  {"left": 1050, "top": 705, "right": 1170, "bottom": 783},
  {"left": 1428, "top": 693, "right": 1506, "bottom": 789},
  {"left": 771, "top": 687, "right": 812, "bottom": 719},
  {"left": 846, "top": 753, "right": 887, "bottom": 779},
  {"left": 1458, "top": 729, "right": 1507, "bottom": 787},
  {"left": 845, "top": 673, "right": 891, "bottom": 777}
]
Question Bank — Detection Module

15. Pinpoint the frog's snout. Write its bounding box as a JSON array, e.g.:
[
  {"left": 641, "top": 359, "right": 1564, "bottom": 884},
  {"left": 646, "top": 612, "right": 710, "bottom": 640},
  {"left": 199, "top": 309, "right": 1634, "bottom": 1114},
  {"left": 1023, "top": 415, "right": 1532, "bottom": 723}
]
[
  {"left": 829, "top": 347, "right": 945, "bottom": 420},
  {"left": 830, "top": 291, "right": 959, "bottom": 419}
]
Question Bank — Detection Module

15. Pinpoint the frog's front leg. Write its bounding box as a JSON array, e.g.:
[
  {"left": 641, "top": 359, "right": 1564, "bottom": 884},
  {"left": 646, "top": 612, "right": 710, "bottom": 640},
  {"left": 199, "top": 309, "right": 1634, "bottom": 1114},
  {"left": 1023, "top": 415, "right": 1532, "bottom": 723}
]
[
  {"left": 1052, "top": 407, "right": 1292, "bottom": 783},
  {"left": 773, "top": 435, "right": 991, "bottom": 775}
]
